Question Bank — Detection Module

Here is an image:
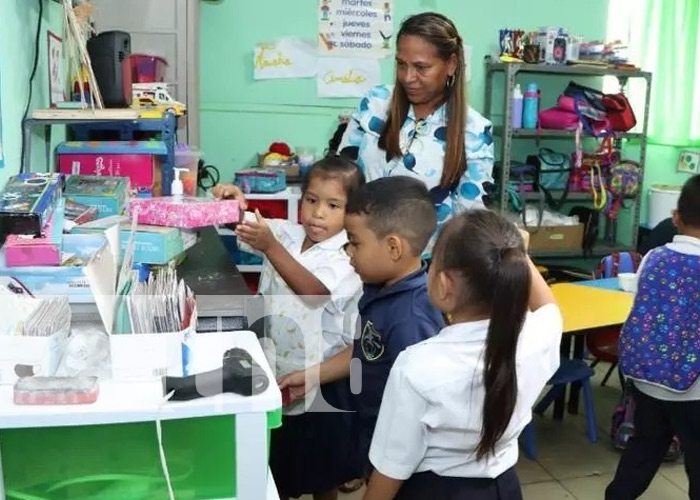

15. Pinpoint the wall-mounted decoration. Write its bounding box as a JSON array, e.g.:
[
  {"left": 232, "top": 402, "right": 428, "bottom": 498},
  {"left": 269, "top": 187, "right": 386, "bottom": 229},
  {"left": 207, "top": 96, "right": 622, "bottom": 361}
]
[
  {"left": 253, "top": 37, "right": 318, "bottom": 80},
  {"left": 317, "top": 57, "right": 380, "bottom": 98},
  {"left": 318, "top": 0, "right": 394, "bottom": 58},
  {"left": 47, "top": 30, "right": 66, "bottom": 108},
  {"left": 678, "top": 150, "right": 700, "bottom": 174}
]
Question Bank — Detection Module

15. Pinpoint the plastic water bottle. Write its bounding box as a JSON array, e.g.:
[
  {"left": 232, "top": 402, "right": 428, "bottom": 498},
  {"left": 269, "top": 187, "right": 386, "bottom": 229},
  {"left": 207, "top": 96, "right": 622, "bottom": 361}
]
[
  {"left": 511, "top": 84, "right": 524, "bottom": 129},
  {"left": 522, "top": 83, "right": 540, "bottom": 129}
]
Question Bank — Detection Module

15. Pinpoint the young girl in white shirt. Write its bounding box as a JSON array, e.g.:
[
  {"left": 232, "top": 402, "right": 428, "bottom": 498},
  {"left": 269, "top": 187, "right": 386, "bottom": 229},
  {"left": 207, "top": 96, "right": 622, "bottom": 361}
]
[
  {"left": 361, "top": 210, "right": 563, "bottom": 500},
  {"left": 217, "top": 157, "right": 365, "bottom": 500}
]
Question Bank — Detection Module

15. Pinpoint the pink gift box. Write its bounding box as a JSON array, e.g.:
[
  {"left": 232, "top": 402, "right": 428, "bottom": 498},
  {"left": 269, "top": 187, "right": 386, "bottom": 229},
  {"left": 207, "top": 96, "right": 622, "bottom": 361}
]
[
  {"left": 129, "top": 197, "right": 240, "bottom": 229},
  {"left": 5, "top": 213, "right": 63, "bottom": 267}
]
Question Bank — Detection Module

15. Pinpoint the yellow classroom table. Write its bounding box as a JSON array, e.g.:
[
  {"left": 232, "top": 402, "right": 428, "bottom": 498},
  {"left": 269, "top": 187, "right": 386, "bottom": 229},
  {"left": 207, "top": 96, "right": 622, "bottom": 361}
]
[
  {"left": 549, "top": 283, "right": 635, "bottom": 418},
  {"left": 551, "top": 283, "right": 635, "bottom": 334}
]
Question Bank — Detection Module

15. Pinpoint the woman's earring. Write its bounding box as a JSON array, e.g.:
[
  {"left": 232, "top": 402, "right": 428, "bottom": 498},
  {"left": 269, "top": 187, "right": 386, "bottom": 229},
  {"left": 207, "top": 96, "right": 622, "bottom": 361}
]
[{"left": 447, "top": 74, "right": 455, "bottom": 88}]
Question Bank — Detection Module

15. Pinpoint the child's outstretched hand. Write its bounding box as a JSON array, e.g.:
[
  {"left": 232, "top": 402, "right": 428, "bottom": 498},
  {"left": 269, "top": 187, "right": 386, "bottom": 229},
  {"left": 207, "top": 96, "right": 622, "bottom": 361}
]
[
  {"left": 212, "top": 184, "right": 248, "bottom": 210},
  {"left": 235, "top": 209, "right": 276, "bottom": 253},
  {"left": 278, "top": 368, "right": 318, "bottom": 406}
]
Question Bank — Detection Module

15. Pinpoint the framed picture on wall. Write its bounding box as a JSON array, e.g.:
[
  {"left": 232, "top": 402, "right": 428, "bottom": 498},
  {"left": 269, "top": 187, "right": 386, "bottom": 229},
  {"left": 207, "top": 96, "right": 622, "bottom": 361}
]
[
  {"left": 678, "top": 150, "right": 700, "bottom": 174},
  {"left": 47, "top": 31, "right": 65, "bottom": 108}
]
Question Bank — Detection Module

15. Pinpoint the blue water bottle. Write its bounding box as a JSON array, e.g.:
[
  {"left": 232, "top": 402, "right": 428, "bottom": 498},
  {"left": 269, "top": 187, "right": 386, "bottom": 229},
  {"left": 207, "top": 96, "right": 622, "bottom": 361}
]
[{"left": 522, "top": 83, "right": 539, "bottom": 129}]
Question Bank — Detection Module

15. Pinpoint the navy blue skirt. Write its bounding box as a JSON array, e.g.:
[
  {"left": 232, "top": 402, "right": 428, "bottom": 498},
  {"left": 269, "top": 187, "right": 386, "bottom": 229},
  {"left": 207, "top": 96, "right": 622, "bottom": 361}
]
[
  {"left": 394, "top": 468, "right": 523, "bottom": 500},
  {"left": 269, "top": 379, "right": 361, "bottom": 498}
]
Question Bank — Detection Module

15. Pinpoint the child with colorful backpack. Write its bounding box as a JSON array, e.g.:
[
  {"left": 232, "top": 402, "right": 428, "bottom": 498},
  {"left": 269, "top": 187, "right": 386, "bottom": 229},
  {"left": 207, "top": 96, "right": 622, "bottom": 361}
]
[{"left": 606, "top": 174, "right": 700, "bottom": 500}]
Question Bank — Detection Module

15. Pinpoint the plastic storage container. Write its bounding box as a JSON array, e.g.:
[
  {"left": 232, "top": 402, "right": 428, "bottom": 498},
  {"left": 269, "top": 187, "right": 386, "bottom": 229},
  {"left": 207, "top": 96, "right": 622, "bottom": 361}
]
[
  {"left": 648, "top": 184, "right": 681, "bottom": 228},
  {"left": 234, "top": 169, "right": 286, "bottom": 194},
  {"left": 130, "top": 54, "right": 168, "bottom": 83},
  {"left": 174, "top": 145, "right": 201, "bottom": 197}
]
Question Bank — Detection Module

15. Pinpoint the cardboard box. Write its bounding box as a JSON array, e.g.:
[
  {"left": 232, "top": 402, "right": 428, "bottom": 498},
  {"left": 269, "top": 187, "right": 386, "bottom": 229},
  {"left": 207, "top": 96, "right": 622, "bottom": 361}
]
[
  {"left": 0, "top": 233, "right": 111, "bottom": 303},
  {"left": 56, "top": 141, "right": 166, "bottom": 192},
  {"left": 0, "top": 328, "right": 70, "bottom": 385},
  {"left": 130, "top": 197, "right": 240, "bottom": 229},
  {"left": 109, "top": 329, "right": 187, "bottom": 381},
  {"left": 0, "top": 173, "right": 63, "bottom": 238},
  {"left": 73, "top": 217, "right": 198, "bottom": 264},
  {"left": 64, "top": 175, "right": 130, "bottom": 218},
  {"left": 528, "top": 224, "right": 584, "bottom": 252},
  {"left": 4, "top": 201, "right": 65, "bottom": 267}
]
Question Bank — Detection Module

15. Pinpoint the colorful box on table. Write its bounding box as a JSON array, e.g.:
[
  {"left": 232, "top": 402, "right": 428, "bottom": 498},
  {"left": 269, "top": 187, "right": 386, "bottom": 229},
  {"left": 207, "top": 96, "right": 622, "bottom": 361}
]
[
  {"left": 56, "top": 141, "right": 166, "bottom": 196},
  {"left": 130, "top": 197, "right": 240, "bottom": 229},
  {"left": 4, "top": 200, "right": 66, "bottom": 267},
  {"left": 64, "top": 175, "right": 130, "bottom": 218},
  {"left": 72, "top": 215, "right": 198, "bottom": 264},
  {"left": 0, "top": 173, "right": 63, "bottom": 238},
  {"left": 0, "top": 234, "right": 108, "bottom": 303}
]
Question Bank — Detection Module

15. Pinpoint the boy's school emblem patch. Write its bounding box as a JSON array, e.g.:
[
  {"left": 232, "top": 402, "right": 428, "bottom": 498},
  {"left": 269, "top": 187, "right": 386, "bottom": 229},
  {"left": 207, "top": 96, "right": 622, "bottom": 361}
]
[{"left": 361, "top": 320, "right": 384, "bottom": 361}]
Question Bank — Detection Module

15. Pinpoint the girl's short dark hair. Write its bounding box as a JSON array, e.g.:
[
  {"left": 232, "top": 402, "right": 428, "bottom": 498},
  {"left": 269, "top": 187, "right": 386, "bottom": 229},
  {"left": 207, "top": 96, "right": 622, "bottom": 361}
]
[
  {"left": 301, "top": 156, "right": 365, "bottom": 199},
  {"left": 432, "top": 210, "right": 530, "bottom": 459},
  {"left": 678, "top": 174, "right": 700, "bottom": 228}
]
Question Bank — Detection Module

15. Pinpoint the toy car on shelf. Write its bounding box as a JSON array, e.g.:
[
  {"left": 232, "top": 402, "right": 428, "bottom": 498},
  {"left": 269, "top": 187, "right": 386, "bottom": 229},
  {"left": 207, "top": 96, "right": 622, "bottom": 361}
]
[{"left": 131, "top": 83, "right": 186, "bottom": 116}]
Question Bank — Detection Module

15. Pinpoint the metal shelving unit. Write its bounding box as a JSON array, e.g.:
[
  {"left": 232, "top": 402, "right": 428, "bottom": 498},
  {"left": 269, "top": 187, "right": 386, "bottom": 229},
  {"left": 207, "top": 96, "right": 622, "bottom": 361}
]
[
  {"left": 484, "top": 56, "right": 653, "bottom": 258},
  {"left": 21, "top": 109, "right": 179, "bottom": 194}
]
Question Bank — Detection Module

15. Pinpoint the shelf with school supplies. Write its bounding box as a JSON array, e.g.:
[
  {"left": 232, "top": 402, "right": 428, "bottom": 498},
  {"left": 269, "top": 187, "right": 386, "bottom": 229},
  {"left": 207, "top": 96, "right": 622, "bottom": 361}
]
[
  {"left": 484, "top": 56, "right": 653, "bottom": 259},
  {"left": 21, "top": 110, "right": 179, "bottom": 195},
  {"left": 492, "top": 126, "right": 645, "bottom": 140},
  {"left": 486, "top": 60, "right": 651, "bottom": 80},
  {"left": 529, "top": 242, "right": 636, "bottom": 259}
]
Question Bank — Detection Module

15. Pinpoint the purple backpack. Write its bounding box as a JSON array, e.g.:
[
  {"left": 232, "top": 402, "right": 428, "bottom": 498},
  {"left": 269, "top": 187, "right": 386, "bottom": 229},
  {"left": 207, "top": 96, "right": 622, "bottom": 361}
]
[{"left": 619, "top": 247, "right": 700, "bottom": 391}]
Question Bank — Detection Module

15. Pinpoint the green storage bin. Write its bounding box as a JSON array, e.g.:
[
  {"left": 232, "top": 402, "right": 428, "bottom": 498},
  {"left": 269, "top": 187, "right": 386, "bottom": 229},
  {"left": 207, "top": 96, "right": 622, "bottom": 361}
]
[{"left": 1, "top": 408, "right": 282, "bottom": 500}]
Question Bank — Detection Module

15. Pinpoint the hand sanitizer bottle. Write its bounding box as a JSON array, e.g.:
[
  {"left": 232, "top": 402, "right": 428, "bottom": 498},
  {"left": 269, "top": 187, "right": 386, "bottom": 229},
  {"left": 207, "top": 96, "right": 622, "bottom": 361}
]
[{"left": 171, "top": 168, "right": 189, "bottom": 199}]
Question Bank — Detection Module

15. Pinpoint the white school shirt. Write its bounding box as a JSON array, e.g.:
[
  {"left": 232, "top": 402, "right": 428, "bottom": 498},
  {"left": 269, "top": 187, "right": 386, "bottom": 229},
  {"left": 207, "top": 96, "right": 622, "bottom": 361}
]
[
  {"left": 634, "top": 235, "right": 700, "bottom": 401},
  {"left": 238, "top": 219, "right": 362, "bottom": 415},
  {"left": 337, "top": 84, "right": 495, "bottom": 258},
  {"left": 369, "top": 304, "right": 563, "bottom": 480}
]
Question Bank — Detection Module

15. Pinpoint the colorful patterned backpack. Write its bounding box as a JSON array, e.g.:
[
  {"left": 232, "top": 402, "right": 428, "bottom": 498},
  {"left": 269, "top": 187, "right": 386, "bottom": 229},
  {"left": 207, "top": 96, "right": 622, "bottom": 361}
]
[
  {"left": 611, "top": 382, "right": 682, "bottom": 461},
  {"left": 619, "top": 247, "right": 700, "bottom": 391},
  {"left": 607, "top": 160, "right": 641, "bottom": 218}
]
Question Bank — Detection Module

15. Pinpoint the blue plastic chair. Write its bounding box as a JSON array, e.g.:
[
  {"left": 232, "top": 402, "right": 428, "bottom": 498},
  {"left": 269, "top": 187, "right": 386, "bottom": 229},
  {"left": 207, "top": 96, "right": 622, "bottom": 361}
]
[{"left": 520, "top": 359, "right": 598, "bottom": 460}]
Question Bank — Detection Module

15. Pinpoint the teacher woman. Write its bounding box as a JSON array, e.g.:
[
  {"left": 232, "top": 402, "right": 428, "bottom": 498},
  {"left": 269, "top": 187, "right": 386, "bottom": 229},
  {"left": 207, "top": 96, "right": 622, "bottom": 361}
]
[{"left": 337, "top": 12, "right": 494, "bottom": 257}]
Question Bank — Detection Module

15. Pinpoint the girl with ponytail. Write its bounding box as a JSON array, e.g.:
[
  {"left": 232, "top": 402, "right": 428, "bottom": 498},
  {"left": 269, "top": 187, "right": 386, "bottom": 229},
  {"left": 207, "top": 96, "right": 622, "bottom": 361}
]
[{"left": 361, "top": 210, "right": 562, "bottom": 500}]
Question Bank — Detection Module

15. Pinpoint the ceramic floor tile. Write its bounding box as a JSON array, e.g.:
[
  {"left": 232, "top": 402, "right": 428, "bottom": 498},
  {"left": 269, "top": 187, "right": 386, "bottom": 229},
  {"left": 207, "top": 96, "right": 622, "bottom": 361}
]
[
  {"left": 562, "top": 472, "right": 687, "bottom": 500},
  {"left": 517, "top": 457, "right": 555, "bottom": 485},
  {"left": 659, "top": 463, "right": 689, "bottom": 493},
  {"left": 530, "top": 416, "right": 622, "bottom": 480},
  {"left": 522, "top": 481, "right": 576, "bottom": 500}
]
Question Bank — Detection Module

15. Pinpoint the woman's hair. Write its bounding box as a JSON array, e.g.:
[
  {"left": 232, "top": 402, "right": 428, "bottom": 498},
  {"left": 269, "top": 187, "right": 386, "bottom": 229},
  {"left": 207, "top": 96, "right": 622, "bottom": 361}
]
[
  {"left": 432, "top": 210, "right": 531, "bottom": 459},
  {"left": 379, "top": 12, "right": 467, "bottom": 189},
  {"left": 301, "top": 155, "right": 365, "bottom": 199}
]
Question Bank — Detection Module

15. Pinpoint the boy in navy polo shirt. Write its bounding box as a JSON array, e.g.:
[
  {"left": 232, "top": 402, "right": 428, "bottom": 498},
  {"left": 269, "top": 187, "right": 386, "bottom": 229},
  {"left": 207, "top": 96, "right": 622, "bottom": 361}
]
[{"left": 280, "top": 176, "right": 445, "bottom": 478}]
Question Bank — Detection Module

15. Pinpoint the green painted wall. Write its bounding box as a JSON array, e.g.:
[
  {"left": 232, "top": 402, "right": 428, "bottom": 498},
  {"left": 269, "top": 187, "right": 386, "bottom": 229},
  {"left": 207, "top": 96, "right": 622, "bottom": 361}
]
[
  {"left": 0, "top": 0, "right": 64, "bottom": 186},
  {"left": 200, "top": 0, "right": 609, "bottom": 183}
]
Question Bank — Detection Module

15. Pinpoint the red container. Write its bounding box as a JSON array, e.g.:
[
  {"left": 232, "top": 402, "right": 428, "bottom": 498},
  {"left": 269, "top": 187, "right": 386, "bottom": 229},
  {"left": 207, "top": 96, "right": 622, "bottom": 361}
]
[{"left": 130, "top": 53, "right": 168, "bottom": 83}]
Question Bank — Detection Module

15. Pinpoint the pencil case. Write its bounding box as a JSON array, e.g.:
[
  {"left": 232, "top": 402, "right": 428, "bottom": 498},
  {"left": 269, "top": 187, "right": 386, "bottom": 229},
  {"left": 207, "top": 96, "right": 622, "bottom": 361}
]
[{"left": 13, "top": 376, "right": 99, "bottom": 405}]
